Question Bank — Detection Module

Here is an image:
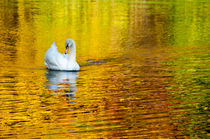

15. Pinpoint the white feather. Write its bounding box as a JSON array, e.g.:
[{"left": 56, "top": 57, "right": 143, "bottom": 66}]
[{"left": 44, "top": 40, "right": 80, "bottom": 71}]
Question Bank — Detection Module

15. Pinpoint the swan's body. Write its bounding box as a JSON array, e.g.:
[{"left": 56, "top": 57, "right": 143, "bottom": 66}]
[{"left": 44, "top": 39, "right": 80, "bottom": 71}]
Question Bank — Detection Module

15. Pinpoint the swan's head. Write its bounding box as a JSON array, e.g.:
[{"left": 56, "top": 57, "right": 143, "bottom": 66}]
[{"left": 65, "top": 39, "right": 75, "bottom": 54}]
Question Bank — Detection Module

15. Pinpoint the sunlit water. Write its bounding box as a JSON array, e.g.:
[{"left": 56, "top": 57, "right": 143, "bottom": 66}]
[{"left": 0, "top": 0, "right": 209, "bottom": 138}]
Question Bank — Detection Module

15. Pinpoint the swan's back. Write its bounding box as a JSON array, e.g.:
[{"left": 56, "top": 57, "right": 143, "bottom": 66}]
[{"left": 45, "top": 42, "right": 68, "bottom": 70}]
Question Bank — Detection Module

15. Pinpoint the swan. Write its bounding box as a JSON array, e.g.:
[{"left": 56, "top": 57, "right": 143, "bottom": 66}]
[{"left": 44, "top": 39, "right": 80, "bottom": 71}]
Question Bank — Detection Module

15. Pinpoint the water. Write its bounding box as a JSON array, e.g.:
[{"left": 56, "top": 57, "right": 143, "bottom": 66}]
[{"left": 0, "top": 0, "right": 209, "bottom": 138}]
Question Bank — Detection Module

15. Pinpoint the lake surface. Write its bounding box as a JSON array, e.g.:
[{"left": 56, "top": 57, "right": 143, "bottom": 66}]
[{"left": 0, "top": 0, "right": 209, "bottom": 138}]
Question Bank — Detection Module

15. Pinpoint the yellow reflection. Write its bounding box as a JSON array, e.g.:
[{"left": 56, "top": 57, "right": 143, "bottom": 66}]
[{"left": 0, "top": 0, "right": 209, "bottom": 138}]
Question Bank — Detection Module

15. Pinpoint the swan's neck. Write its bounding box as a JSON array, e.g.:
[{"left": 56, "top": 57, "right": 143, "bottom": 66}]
[{"left": 68, "top": 44, "right": 76, "bottom": 61}]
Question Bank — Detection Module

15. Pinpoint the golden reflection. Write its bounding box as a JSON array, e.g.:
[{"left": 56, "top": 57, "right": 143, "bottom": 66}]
[{"left": 0, "top": 0, "right": 209, "bottom": 138}]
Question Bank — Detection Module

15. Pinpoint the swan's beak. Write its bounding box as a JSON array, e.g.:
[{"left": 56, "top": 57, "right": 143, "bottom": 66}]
[{"left": 65, "top": 47, "right": 69, "bottom": 54}]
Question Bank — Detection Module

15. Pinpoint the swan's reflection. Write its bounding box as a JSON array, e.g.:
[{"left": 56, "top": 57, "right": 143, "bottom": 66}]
[{"left": 45, "top": 70, "right": 79, "bottom": 105}]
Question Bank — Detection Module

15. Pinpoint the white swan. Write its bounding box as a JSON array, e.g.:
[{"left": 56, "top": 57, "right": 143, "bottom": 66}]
[{"left": 44, "top": 39, "right": 80, "bottom": 71}]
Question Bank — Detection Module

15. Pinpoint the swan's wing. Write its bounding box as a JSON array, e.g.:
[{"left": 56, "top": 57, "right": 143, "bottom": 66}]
[
  {"left": 45, "top": 42, "right": 57, "bottom": 66},
  {"left": 45, "top": 42, "right": 68, "bottom": 70}
]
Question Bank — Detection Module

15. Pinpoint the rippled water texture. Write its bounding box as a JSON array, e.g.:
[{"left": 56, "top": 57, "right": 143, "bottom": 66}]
[{"left": 0, "top": 0, "right": 209, "bottom": 138}]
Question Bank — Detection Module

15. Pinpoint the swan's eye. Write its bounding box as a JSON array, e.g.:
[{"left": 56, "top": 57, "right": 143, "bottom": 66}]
[{"left": 66, "top": 44, "right": 69, "bottom": 48}]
